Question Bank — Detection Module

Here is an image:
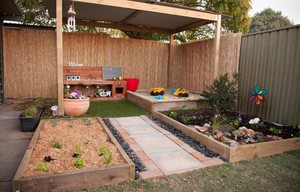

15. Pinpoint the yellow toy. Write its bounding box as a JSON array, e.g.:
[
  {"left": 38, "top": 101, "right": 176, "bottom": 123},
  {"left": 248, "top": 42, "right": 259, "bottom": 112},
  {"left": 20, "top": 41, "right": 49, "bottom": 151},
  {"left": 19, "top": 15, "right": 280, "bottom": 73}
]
[
  {"left": 173, "top": 88, "right": 189, "bottom": 97},
  {"left": 150, "top": 87, "right": 165, "bottom": 96}
]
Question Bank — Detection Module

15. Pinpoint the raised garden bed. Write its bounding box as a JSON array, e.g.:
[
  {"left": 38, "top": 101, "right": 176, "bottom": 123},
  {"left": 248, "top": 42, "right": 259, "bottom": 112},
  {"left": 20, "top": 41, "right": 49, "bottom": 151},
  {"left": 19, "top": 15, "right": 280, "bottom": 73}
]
[
  {"left": 153, "top": 111, "right": 300, "bottom": 162},
  {"left": 13, "top": 118, "right": 135, "bottom": 192}
]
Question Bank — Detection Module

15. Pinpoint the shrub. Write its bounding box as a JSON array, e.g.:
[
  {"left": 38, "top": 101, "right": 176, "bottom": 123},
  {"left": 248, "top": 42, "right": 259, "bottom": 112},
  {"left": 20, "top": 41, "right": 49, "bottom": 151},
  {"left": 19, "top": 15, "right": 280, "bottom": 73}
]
[{"left": 201, "top": 73, "right": 239, "bottom": 113}]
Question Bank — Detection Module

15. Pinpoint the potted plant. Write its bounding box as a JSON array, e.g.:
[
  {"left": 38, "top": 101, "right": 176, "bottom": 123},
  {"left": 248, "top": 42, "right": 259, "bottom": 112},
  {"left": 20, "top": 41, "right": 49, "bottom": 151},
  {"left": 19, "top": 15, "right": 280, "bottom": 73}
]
[
  {"left": 20, "top": 105, "right": 43, "bottom": 132},
  {"left": 63, "top": 88, "right": 90, "bottom": 116}
]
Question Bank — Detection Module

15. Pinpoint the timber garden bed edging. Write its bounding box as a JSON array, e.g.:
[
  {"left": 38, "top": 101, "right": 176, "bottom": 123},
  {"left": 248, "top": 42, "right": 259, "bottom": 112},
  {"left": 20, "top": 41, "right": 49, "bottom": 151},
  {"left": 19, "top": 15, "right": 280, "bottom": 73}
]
[
  {"left": 13, "top": 118, "right": 135, "bottom": 192},
  {"left": 152, "top": 111, "right": 300, "bottom": 162}
]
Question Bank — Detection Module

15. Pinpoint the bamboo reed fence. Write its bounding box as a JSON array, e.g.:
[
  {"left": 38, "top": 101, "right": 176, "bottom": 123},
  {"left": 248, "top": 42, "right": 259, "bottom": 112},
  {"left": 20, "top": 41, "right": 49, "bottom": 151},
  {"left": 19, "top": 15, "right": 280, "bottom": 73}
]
[
  {"left": 169, "top": 33, "right": 242, "bottom": 93},
  {"left": 3, "top": 27, "right": 241, "bottom": 98}
]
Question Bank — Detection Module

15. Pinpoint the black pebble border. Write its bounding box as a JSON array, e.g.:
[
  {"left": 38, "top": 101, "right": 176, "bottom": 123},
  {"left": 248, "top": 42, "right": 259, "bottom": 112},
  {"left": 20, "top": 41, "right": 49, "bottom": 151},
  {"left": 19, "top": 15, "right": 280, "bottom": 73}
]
[
  {"left": 147, "top": 115, "right": 226, "bottom": 161},
  {"left": 103, "top": 119, "right": 147, "bottom": 179}
]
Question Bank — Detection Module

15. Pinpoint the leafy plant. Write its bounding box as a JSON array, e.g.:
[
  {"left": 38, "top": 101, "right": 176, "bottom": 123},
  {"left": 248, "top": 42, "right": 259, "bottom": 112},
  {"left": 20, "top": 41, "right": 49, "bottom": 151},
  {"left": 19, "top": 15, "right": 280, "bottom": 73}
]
[
  {"left": 180, "top": 115, "right": 192, "bottom": 124},
  {"left": 75, "top": 156, "right": 85, "bottom": 168},
  {"left": 169, "top": 111, "right": 178, "bottom": 119},
  {"left": 51, "top": 119, "right": 59, "bottom": 127},
  {"left": 83, "top": 118, "right": 92, "bottom": 125},
  {"left": 201, "top": 73, "right": 239, "bottom": 113},
  {"left": 211, "top": 115, "right": 227, "bottom": 133},
  {"left": 99, "top": 146, "right": 113, "bottom": 166},
  {"left": 269, "top": 127, "right": 281, "bottom": 135},
  {"left": 229, "top": 120, "right": 240, "bottom": 127},
  {"left": 35, "top": 162, "right": 48, "bottom": 171},
  {"left": 53, "top": 141, "right": 62, "bottom": 149},
  {"left": 20, "top": 106, "right": 38, "bottom": 118},
  {"left": 33, "top": 97, "right": 45, "bottom": 109}
]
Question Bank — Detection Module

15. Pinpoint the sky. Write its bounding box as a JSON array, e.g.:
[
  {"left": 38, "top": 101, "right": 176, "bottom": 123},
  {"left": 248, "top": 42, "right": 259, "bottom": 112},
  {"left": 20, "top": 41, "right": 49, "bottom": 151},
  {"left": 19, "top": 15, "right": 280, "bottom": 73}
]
[{"left": 249, "top": 0, "right": 300, "bottom": 25}]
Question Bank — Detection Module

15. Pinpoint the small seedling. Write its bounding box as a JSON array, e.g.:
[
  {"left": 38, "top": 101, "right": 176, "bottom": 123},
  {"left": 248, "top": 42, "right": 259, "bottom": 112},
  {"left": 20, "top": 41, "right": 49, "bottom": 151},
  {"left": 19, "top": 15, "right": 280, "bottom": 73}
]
[
  {"left": 84, "top": 140, "right": 90, "bottom": 145},
  {"left": 72, "top": 145, "right": 82, "bottom": 157},
  {"left": 69, "top": 116, "right": 75, "bottom": 122},
  {"left": 53, "top": 141, "right": 62, "bottom": 149},
  {"left": 83, "top": 118, "right": 92, "bottom": 125},
  {"left": 75, "top": 156, "right": 85, "bottom": 168},
  {"left": 99, "top": 146, "right": 112, "bottom": 166},
  {"left": 35, "top": 162, "right": 48, "bottom": 171},
  {"left": 50, "top": 119, "right": 59, "bottom": 127}
]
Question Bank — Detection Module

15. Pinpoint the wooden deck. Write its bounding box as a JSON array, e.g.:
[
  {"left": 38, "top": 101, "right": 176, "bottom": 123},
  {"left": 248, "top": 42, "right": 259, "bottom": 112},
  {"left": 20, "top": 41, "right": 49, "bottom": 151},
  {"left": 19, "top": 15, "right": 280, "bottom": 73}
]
[{"left": 127, "top": 90, "right": 206, "bottom": 111}]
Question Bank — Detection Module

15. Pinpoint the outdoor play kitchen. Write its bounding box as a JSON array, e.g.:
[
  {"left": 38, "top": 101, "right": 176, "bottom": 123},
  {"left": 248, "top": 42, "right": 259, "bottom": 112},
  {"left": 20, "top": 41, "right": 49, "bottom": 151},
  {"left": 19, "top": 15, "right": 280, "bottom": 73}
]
[{"left": 1, "top": 0, "right": 299, "bottom": 191}]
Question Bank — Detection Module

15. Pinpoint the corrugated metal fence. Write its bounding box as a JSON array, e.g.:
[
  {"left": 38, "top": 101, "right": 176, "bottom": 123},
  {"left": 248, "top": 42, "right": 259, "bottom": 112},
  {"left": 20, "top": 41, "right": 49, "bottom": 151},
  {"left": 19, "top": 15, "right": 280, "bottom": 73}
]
[{"left": 239, "top": 25, "right": 300, "bottom": 125}]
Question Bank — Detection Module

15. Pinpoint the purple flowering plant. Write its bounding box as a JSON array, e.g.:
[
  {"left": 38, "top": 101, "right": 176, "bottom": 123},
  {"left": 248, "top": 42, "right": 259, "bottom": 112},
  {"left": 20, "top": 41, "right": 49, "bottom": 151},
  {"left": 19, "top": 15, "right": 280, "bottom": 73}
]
[{"left": 69, "top": 88, "right": 84, "bottom": 99}]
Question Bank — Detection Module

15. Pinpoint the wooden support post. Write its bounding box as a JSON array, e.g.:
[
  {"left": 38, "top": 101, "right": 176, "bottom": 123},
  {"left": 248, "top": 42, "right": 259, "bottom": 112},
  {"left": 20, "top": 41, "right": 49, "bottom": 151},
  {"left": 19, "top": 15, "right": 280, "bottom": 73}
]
[
  {"left": 213, "top": 15, "right": 221, "bottom": 80},
  {"left": 167, "top": 34, "right": 174, "bottom": 89},
  {"left": 56, "top": 0, "right": 64, "bottom": 116}
]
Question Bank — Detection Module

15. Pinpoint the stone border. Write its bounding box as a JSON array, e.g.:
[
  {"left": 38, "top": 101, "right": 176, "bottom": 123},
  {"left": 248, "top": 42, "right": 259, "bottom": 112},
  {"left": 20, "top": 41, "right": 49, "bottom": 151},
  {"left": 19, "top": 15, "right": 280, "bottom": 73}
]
[
  {"left": 13, "top": 118, "right": 135, "bottom": 192},
  {"left": 152, "top": 111, "right": 300, "bottom": 162}
]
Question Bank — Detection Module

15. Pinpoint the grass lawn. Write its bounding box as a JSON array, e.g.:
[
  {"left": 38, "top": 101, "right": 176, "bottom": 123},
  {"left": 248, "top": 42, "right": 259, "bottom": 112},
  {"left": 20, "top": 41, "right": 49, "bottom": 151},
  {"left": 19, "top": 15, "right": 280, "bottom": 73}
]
[
  {"left": 92, "top": 150, "right": 300, "bottom": 192},
  {"left": 85, "top": 100, "right": 149, "bottom": 117}
]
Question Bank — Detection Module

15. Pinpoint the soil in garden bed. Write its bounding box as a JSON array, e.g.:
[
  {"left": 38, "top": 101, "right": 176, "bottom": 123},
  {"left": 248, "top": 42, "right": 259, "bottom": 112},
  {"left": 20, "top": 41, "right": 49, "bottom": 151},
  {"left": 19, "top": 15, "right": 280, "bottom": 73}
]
[
  {"left": 23, "top": 118, "right": 125, "bottom": 177},
  {"left": 163, "top": 110, "right": 300, "bottom": 146}
]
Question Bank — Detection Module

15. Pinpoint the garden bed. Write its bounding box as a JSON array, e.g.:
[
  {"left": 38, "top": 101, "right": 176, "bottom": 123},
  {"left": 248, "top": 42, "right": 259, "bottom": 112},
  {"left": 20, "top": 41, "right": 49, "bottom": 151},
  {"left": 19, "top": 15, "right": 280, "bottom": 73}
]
[
  {"left": 13, "top": 118, "right": 135, "bottom": 192},
  {"left": 153, "top": 111, "right": 300, "bottom": 162}
]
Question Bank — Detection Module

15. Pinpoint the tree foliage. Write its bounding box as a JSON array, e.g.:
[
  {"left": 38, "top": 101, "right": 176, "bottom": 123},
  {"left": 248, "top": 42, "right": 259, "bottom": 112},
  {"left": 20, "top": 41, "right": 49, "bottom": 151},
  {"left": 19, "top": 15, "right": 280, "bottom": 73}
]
[
  {"left": 249, "top": 8, "right": 293, "bottom": 33},
  {"left": 15, "top": 0, "right": 55, "bottom": 26}
]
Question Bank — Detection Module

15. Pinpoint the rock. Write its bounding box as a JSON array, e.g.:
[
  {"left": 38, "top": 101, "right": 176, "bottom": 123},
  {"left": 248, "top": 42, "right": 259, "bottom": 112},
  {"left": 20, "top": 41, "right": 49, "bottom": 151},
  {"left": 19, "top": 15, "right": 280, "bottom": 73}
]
[
  {"left": 194, "top": 125, "right": 208, "bottom": 133},
  {"left": 244, "top": 137, "right": 255, "bottom": 144},
  {"left": 226, "top": 140, "right": 239, "bottom": 147},
  {"left": 203, "top": 123, "right": 211, "bottom": 128},
  {"left": 224, "top": 132, "right": 231, "bottom": 137}
]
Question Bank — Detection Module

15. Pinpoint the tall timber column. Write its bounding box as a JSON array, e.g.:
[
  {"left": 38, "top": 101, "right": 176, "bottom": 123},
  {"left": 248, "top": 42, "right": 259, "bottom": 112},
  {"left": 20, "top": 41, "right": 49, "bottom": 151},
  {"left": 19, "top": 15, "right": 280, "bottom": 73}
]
[
  {"left": 56, "top": 0, "right": 64, "bottom": 116},
  {"left": 213, "top": 14, "right": 222, "bottom": 79},
  {"left": 167, "top": 34, "right": 174, "bottom": 89}
]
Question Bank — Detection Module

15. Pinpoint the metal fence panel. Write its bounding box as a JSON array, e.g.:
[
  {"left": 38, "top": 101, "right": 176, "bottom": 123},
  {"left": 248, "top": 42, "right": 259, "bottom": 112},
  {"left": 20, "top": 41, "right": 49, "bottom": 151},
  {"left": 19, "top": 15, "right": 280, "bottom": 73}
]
[{"left": 239, "top": 25, "right": 300, "bottom": 125}]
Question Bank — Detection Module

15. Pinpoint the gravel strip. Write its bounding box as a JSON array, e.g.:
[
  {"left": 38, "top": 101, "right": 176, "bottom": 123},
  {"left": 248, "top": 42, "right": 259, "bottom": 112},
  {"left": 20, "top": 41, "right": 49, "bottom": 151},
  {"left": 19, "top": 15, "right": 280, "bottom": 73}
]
[
  {"left": 147, "top": 115, "right": 224, "bottom": 160},
  {"left": 103, "top": 119, "right": 147, "bottom": 179}
]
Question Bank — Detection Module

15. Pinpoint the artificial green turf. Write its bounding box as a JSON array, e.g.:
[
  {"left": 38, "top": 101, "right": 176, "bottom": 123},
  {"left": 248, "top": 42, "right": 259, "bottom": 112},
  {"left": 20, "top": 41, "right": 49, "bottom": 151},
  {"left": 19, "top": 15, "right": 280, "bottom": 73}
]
[
  {"left": 91, "top": 150, "right": 300, "bottom": 192},
  {"left": 85, "top": 100, "right": 149, "bottom": 117}
]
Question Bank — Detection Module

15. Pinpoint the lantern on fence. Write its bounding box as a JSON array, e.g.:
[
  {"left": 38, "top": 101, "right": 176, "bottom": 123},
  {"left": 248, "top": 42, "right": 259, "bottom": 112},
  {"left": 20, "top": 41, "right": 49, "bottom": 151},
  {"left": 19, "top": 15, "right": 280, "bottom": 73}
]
[{"left": 67, "top": 1, "right": 76, "bottom": 32}]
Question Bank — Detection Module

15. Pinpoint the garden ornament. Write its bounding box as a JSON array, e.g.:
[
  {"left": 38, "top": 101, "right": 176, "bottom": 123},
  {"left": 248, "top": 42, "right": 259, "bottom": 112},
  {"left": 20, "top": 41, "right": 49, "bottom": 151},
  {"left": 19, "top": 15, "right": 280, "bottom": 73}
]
[{"left": 249, "top": 85, "right": 267, "bottom": 105}]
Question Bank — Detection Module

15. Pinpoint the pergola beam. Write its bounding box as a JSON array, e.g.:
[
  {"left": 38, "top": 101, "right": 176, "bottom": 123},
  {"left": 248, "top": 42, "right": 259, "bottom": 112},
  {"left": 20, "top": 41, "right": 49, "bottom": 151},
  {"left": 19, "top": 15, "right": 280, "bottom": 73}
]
[
  {"left": 74, "top": 0, "right": 217, "bottom": 21},
  {"left": 74, "top": 19, "right": 171, "bottom": 34},
  {"left": 172, "top": 20, "right": 212, "bottom": 34}
]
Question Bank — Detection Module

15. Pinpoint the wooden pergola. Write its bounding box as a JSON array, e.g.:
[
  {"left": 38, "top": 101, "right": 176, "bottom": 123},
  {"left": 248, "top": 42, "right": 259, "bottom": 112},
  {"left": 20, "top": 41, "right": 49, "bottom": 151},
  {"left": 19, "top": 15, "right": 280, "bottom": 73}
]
[{"left": 47, "top": 0, "right": 224, "bottom": 115}]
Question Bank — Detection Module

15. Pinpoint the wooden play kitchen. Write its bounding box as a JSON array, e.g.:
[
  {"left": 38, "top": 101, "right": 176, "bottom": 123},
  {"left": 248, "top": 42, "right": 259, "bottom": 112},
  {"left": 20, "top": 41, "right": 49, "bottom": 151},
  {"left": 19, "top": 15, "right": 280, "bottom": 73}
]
[{"left": 64, "top": 66, "right": 127, "bottom": 100}]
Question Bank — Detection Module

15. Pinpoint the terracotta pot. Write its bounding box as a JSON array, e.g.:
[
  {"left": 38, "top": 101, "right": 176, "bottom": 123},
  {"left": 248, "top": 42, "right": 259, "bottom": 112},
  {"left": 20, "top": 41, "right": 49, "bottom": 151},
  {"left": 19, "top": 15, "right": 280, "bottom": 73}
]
[{"left": 63, "top": 98, "right": 90, "bottom": 116}]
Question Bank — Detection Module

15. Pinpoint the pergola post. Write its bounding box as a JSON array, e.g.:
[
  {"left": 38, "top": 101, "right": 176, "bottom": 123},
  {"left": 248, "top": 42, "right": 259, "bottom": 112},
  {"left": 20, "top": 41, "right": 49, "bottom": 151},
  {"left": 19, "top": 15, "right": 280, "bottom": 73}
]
[
  {"left": 56, "top": 0, "right": 64, "bottom": 116},
  {"left": 167, "top": 34, "right": 174, "bottom": 89},
  {"left": 213, "top": 14, "right": 221, "bottom": 79}
]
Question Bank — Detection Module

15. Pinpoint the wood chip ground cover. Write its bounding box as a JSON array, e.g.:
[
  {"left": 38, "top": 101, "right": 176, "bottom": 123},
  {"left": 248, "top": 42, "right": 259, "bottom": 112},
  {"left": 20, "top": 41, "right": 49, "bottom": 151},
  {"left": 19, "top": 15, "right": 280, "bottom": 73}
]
[{"left": 23, "top": 118, "right": 125, "bottom": 177}]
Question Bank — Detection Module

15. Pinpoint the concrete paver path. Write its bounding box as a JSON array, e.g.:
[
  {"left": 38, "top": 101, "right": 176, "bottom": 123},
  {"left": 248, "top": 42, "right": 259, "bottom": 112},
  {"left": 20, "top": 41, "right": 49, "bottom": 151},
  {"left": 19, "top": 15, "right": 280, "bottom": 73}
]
[
  {"left": 0, "top": 105, "right": 33, "bottom": 192},
  {"left": 111, "top": 116, "right": 223, "bottom": 179}
]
